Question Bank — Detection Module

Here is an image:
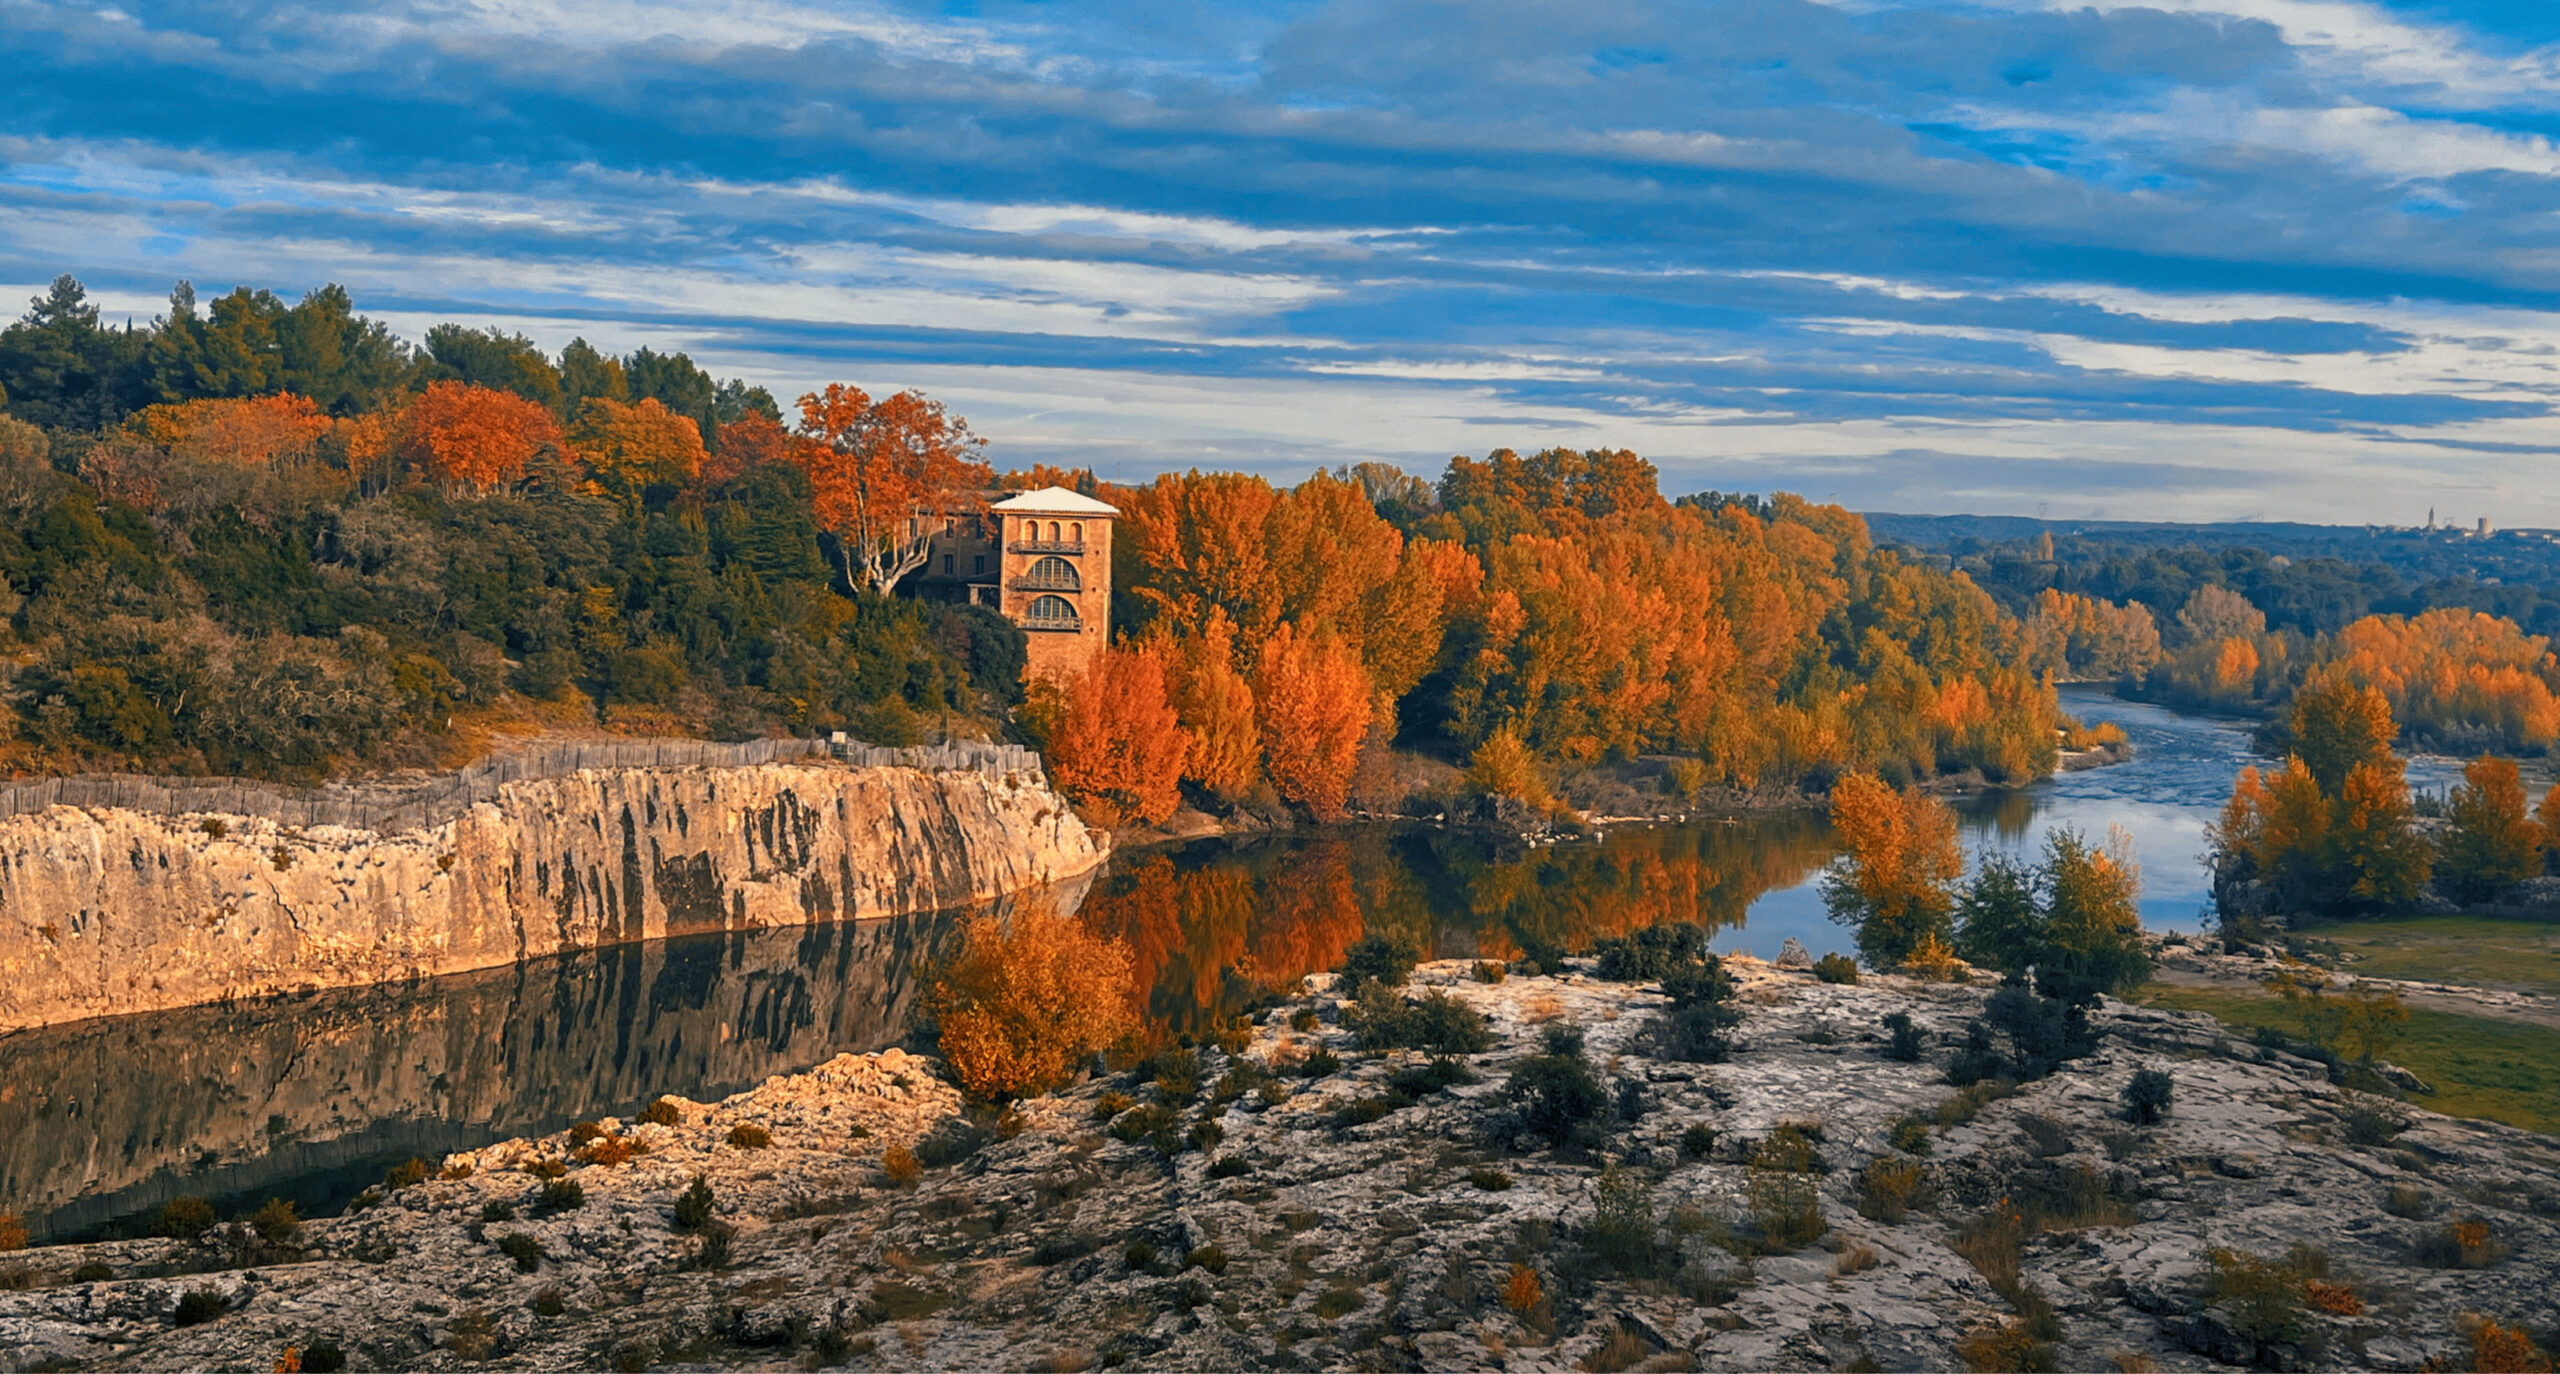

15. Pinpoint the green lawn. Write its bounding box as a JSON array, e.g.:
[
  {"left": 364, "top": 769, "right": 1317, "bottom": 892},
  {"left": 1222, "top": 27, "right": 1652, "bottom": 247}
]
[
  {"left": 2135, "top": 984, "right": 2560, "bottom": 1137},
  {"left": 2285, "top": 913, "right": 2560, "bottom": 997}
]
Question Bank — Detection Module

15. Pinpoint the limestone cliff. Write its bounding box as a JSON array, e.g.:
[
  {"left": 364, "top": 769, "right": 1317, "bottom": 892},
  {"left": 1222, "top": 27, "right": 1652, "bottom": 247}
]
[{"left": 0, "top": 761, "right": 1105, "bottom": 1033}]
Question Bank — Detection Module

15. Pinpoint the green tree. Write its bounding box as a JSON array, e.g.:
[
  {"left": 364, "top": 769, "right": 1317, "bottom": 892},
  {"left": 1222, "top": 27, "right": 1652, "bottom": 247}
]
[
  {"left": 425, "top": 325, "right": 562, "bottom": 411},
  {"left": 1952, "top": 854, "right": 2042, "bottom": 974},
  {"left": 2437, "top": 755, "right": 2542, "bottom": 903},
  {"left": 559, "top": 338, "right": 629, "bottom": 410},
  {"left": 2037, "top": 828, "right": 2151, "bottom": 998},
  {"left": 0, "top": 275, "right": 143, "bottom": 428}
]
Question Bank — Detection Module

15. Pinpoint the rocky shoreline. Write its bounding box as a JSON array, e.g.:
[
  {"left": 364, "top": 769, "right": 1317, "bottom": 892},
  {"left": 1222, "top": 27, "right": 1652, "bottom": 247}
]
[{"left": 4, "top": 957, "right": 2553, "bottom": 1372}]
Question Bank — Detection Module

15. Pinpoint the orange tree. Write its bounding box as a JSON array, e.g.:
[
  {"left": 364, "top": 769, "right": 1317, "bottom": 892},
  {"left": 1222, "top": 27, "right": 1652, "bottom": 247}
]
[
  {"left": 791, "top": 383, "right": 992, "bottom": 595},
  {"left": 567, "top": 396, "right": 704, "bottom": 499},
  {"left": 1038, "top": 647, "right": 1187, "bottom": 829},
  {"left": 1254, "top": 621, "right": 1373, "bottom": 820},
  {"left": 1820, "top": 772, "right": 1964, "bottom": 966},
  {"left": 924, "top": 901, "right": 1139, "bottom": 1100},
  {"left": 2438, "top": 755, "right": 2542, "bottom": 902},
  {"left": 400, "top": 380, "right": 563, "bottom": 492}
]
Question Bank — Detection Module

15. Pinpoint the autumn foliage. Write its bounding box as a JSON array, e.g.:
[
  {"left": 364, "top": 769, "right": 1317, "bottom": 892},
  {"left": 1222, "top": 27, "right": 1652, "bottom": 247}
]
[
  {"left": 568, "top": 396, "right": 705, "bottom": 496},
  {"left": 399, "top": 381, "right": 563, "bottom": 491},
  {"left": 1254, "top": 622, "right": 1373, "bottom": 820},
  {"left": 791, "top": 383, "right": 992, "bottom": 595},
  {"left": 2214, "top": 685, "right": 2433, "bottom": 916},
  {"left": 924, "top": 900, "right": 1140, "bottom": 1100},
  {"left": 1037, "top": 647, "right": 1187, "bottom": 829},
  {"left": 1820, "top": 772, "right": 1964, "bottom": 966}
]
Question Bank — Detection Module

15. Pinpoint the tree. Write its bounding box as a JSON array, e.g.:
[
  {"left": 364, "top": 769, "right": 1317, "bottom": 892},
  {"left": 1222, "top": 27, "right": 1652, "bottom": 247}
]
[
  {"left": 1255, "top": 622, "right": 1373, "bottom": 820},
  {"left": 424, "top": 325, "right": 562, "bottom": 411},
  {"left": 2329, "top": 759, "right": 2430, "bottom": 909},
  {"left": 567, "top": 396, "right": 704, "bottom": 498},
  {"left": 2290, "top": 672, "right": 2397, "bottom": 794},
  {"left": 558, "top": 338, "right": 629, "bottom": 409},
  {"left": 1153, "top": 608, "right": 1259, "bottom": 797},
  {"left": 791, "top": 383, "right": 992, "bottom": 596},
  {"left": 400, "top": 381, "right": 564, "bottom": 492},
  {"left": 0, "top": 275, "right": 139, "bottom": 429},
  {"left": 1953, "top": 854, "right": 2041, "bottom": 973},
  {"left": 924, "top": 901, "right": 1139, "bottom": 1100},
  {"left": 2438, "top": 755, "right": 2541, "bottom": 903},
  {"left": 1042, "top": 647, "right": 1186, "bottom": 829},
  {"left": 2037, "top": 827, "right": 2150, "bottom": 998},
  {"left": 1820, "top": 772, "right": 1963, "bottom": 966},
  {"left": 128, "top": 393, "right": 333, "bottom": 467}
]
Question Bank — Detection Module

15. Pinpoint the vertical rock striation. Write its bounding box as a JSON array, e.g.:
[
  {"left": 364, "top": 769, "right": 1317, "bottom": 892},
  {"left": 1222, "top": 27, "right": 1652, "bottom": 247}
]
[{"left": 0, "top": 761, "right": 1105, "bottom": 1033}]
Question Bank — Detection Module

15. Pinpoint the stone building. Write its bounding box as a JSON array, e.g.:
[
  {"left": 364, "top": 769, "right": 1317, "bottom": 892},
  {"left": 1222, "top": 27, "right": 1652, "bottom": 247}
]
[{"left": 913, "top": 486, "right": 1118, "bottom": 680}]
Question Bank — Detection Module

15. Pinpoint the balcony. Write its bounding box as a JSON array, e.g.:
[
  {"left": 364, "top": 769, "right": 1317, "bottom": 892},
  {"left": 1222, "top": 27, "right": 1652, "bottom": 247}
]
[
  {"left": 1022, "top": 610, "right": 1083, "bottom": 633},
  {"left": 1008, "top": 539, "right": 1085, "bottom": 555},
  {"left": 1011, "top": 573, "right": 1082, "bottom": 593}
]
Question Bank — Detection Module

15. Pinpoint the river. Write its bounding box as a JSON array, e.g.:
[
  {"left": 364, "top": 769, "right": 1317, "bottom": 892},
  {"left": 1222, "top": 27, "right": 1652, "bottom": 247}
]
[{"left": 0, "top": 688, "right": 2434, "bottom": 1240}]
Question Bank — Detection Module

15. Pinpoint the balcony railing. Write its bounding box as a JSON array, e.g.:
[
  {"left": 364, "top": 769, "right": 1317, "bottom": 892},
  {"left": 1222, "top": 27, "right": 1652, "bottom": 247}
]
[
  {"left": 1008, "top": 539, "right": 1085, "bottom": 555},
  {"left": 1011, "top": 573, "right": 1082, "bottom": 592},
  {"left": 1023, "top": 611, "right": 1083, "bottom": 633}
]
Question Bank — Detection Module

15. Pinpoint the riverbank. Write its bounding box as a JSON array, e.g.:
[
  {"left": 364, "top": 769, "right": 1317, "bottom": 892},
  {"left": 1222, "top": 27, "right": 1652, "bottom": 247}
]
[
  {"left": 6, "top": 960, "right": 2550, "bottom": 1372},
  {"left": 0, "top": 759, "right": 1106, "bottom": 1034}
]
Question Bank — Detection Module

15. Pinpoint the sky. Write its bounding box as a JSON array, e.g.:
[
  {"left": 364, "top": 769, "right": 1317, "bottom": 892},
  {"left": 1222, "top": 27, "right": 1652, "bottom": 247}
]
[{"left": 6, "top": 0, "right": 2560, "bottom": 523}]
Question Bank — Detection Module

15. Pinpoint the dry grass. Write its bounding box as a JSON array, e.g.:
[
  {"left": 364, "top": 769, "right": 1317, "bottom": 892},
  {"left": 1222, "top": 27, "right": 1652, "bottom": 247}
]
[
  {"left": 1832, "top": 1244, "right": 1879, "bottom": 1276},
  {"left": 1579, "top": 1324, "right": 1653, "bottom": 1373}
]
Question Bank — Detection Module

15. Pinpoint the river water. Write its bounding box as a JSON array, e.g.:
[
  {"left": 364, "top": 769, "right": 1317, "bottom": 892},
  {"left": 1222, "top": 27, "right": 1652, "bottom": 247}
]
[{"left": 0, "top": 688, "right": 2449, "bottom": 1239}]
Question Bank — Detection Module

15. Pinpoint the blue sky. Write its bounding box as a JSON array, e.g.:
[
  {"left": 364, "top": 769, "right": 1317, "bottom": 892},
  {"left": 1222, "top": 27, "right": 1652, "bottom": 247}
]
[{"left": 7, "top": 0, "right": 2560, "bottom": 522}]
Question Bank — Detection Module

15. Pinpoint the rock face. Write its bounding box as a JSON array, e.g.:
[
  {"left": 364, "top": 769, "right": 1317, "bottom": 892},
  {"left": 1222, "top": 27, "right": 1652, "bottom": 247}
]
[
  {"left": 5, "top": 962, "right": 2551, "bottom": 1372},
  {"left": 0, "top": 761, "right": 1105, "bottom": 1033}
]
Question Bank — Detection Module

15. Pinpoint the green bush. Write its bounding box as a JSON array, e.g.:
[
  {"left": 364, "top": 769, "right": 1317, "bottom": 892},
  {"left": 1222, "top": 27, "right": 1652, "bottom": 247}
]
[
  {"left": 300, "top": 1340, "right": 347, "bottom": 1372},
  {"left": 498, "top": 1231, "right": 544, "bottom": 1273},
  {"left": 2123, "top": 1068, "right": 2173, "bottom": 1125},
  {"left": 1504, "top": 1027, "right": 1611, "bottom": 1147},
  {"left": 1592, "top": 922, "right": 1710, "bottom": 981},
  {"left": 1207, "top": 1155, "right": 1253, "bottom": 1180},
  {"left": 1680, "top": 1122, "right": 1719, "bottom": 1159},
  {"left": 1882, "top": 1012, "right": 1925, "bottom": 1062},
  {"left": 536, "top": 1179, "right": 584, "bottom": 1214},
  {"left": 672, "top": 1175, "right": 715, "bottom": 1231},
  {"left": 1347, "top": 985, "right": 1493, "bottom": 1054},
  {"left": 1338, "top": 933, "right": 1420, "bottom": 992},
  {"left": 250, "top": 1197, "right": 302, "bottom": 1245},
  {"left": 1657, "top": 956, "right": 1743, "bottom": 1063},
  {"left": 1187, "top": 1243, "right": 1228, "bottom": 1275},
  {"left": 1813, "top": 953, "right": 1860, "bottom": 984},
  {"left": 481, "top": 1200, "right": 516, "bottom": 1222},
  {"left": 172, "top": 1287, "right": 229, "bottom": 1327},
  {"left": 153, "top": 1195, "right": 217, "bottom": 1240},
  {"left": 1584, "top": 1165, "right": 1660, "bottom": 1277},
  {"left": 2201, "top": 1246, "right": 2314, "bottom": 1345}
]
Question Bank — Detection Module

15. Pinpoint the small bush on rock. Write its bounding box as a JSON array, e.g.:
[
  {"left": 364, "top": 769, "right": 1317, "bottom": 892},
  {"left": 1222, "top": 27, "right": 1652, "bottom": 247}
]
[
  {"left": 2123, "top": 1069, "right": 2173, "bottom": 1125},
  {"left": 1680, "top": 1123, "right": 1718, "bottom": 1159},
  {"left": 639, "top": 1098, "right": 682, "bottom": 1127},
  {"left": 673, "top": 1175, "right": 715, "bottom": 1231},
  {"left": 154, "top": 1196, "right": 217, "bottom": 1240},
  {"left": 883, "top": 1146, "right": 922, "bottom": 1187},
  {"left": 2413, "top": 1217, "right": 2506, "bottom": 1269},
  {"left": 1338, "top": 932, "right": 1420, "bottom": 993},
  {"left": 173, "top": 1287, "right": 229, "bottom": 1327},
  {"left": 1856, "top": 1157, "right": 1932, "bottom": 1224},
  {"left": 498, "top": 1232, "right": 543, "bottom": 1273},
  {"left": 535, "top": 1179, "right": 584, "bottom": 1214},
  {"left": 251, "top": 1197, "right": 302, "bottom": 1245},
  {"left": 1348, "top": 985, "right": 1493, "bottom": 1054},
  {"left": 1813, "top": 953, "right": 1860, "bottom": 985},
  {"left": 1882, "top": 1012, "right": 1925, "bottom": 1062},
  {"left": 384, "top": 1158, "right": 428, "bottom": 1190},
  {"left": 726, "top": 1123, "right": 771, "bottom": 1150},
  {"left": 300, "top": 1340, "right": 347, "bottom": 1372},
  {"left": 72, "top": 1262, "right": 112, "bottom": 1282},
  {"left": 1504, "top": 1025, "right": 1611, "bottom": 1148},
  {"left": 1592, "top": 922, "right": 1709, "bottom": 981}
]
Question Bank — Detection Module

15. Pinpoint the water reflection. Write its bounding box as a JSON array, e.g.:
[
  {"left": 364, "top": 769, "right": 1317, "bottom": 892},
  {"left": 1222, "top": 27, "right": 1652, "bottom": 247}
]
[{"left": 0, "top": 916, "right": 959, "bottom": 1242}]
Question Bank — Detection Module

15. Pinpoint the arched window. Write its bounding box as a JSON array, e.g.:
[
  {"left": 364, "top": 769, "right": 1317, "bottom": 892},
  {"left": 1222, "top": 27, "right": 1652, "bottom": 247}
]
[
  {"left": 1048, "top": 521, "right": 1063, "bottom": 542},
  {"left": 1070, "top": 522, "right": 1083, "bottom": 543},
  {"left": 1025, "top": 594, "right": 1080, "bottom": 630},
  {"left": 1024, "top": 556, "right": 1080, "bottom": 591}
]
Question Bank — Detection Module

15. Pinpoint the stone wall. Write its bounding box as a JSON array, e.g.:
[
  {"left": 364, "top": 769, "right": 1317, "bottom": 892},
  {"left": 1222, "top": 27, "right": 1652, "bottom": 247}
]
[{"left": 0, "top": 760, "right": 1106, "bottom": 1033}]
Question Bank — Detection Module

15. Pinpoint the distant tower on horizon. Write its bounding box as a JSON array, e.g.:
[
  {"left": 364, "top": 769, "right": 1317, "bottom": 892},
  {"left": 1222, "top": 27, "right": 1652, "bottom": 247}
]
[{"left": 2427, "top": 507, "right": 2436, "bottom": 530}]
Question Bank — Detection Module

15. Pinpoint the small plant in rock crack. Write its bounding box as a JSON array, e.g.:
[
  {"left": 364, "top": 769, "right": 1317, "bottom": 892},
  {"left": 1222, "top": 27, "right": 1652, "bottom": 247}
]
[
  {"left": 535, "top": 1179, "right": 584, "bottom": 1214},
  {"left": 497, "top": 1231, "right": 544, "bottom": 1273},
  {"left": 1680, "top": 1122, "right": 1719, "bottom": 1159},
  {"left": 172, "top": 1287, "right": 229, "bottom": 1327},
  {"left": 1503, "top": 1024, "right": 1612, "bottom": 1149},
  {"left": 1881, "top": 1012, "right": 1925, "bottom": 1063},
  {"left": 672, "top": 1175, "right": 715, "bottom": 1231}
]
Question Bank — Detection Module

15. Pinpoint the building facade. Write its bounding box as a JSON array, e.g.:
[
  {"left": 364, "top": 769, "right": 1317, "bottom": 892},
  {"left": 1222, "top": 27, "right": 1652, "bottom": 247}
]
[{"left": 913, "top": 486, "right": 1117, "bottom": 681}]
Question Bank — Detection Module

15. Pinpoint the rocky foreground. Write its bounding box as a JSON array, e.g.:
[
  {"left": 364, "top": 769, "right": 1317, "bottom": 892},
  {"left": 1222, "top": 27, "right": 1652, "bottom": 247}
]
[{"left": 3, "top": 960, "right": 2556, "bottom": 1372}]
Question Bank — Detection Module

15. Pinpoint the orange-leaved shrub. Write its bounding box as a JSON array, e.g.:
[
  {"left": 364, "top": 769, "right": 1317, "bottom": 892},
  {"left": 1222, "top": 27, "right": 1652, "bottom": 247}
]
[{"left": 924, "top": 900, "right": 1140, "bottom": 1100}]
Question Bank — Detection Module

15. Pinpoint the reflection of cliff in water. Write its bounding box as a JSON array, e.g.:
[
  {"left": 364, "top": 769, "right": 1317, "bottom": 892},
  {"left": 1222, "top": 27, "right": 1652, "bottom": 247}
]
[
  {"left": 0, "top": 914, "right": 960, "bottom": 1241},
  {"left": 1082, "top": 818, "right": 1837, "bottom": 1039}
]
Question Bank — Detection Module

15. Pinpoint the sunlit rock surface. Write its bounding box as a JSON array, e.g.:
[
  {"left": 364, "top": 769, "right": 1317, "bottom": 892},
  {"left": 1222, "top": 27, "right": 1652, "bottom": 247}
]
[
  {"left": 4, "top": 962, "right": 2551, "bottom": 1372},
  {"left": 0, "top": 762, "right": 1104, "bottom": 1032}
]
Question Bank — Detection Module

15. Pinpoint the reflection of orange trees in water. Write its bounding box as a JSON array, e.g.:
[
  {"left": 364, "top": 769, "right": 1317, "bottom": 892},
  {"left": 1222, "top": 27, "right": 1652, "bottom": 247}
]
[
  {"left": 1458, "top": 820, "right": 1834, "bottom": 959},
  {"left": 1079, "top": 851, "right": 1346, "bottom": 1040}
]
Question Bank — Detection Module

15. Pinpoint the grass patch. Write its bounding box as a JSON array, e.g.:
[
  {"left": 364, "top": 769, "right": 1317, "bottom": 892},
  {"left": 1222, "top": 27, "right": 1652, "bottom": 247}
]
[
  {"left": 2284, "top": 914, "right": 2560, "bottom": 997},
  {"left": 2136, "top": 984, "right": 2560, "bottom": 1134}
]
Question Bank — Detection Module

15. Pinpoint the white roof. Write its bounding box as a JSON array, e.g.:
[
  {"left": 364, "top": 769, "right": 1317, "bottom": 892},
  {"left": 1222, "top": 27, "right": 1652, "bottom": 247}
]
[{"left": 990, "top": 486, "right": 1118, "bottom": 516}]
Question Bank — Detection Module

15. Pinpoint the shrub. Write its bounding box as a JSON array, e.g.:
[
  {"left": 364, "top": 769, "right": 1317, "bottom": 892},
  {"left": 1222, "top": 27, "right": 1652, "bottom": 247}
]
[
  {"left": 1882, "top": 1012, "right": 1925, "bottom": 1062},
  {"left": 1501, "top": 1264, "right": 1542, "bottom": 1314},
  {"left": 173, "top": 1287, "right": 230, "bottom": 1327},
  {"left": 535, "top": 1179, "right": 584, "bottom": 1214},
  {"left": 1297, "top": 1046, "right": 1341, "bottom": 1078},
  {"left": 2303, "top": 1280, "right": 2361, "bottom": 1317},
  {"left": 1581, "top": 1323, "right": 1655, "bottom": 1373},
  {"left": 1187, "top": 1243, "right": 1228, "bottom": 1275},
  {"left": 1472, "top": 961, "right": 1508, "bottom": 984},
  {"left": 1347, "top": 985, "right": 1493, "bottom": 1054},
  {"left": 1657, "top": 957, "right": 1744, "bottom": 1064},
  {"left": 1312, "top": 1286, "right": 1365, "bottom": 1319},
  {"left": 72, "top": 1262, "right": 112, "bottom": 1282},
  {"left": 1955, "top": 1321, "right": 2058, "bottom": 1373},
  {"left": 1091, "top": 1090, "right": 1137, "bottom": 1121},
  {"left": 385, "top": 1158, "right": 429, "bottom": 1190},
  {"left": 1745, "top": 1173, "right": 1826, "bottom": 1252},
  {"left": 1206, "top": 1153, "right": 1254, "bottom": 1180},
  {"left": 154, "top": 1195, "right": 217, "bottom": 1240},
  {"left": 639, "top": 1098, "right": 683, "bottom": 1127},
  {"left": 1813, "top": 953, "right": 1860, "bottom": 985},
  {"left": 1187, "top": 1119, "right": 1225, "bottom": 1153},
  {"left": 917, "top": 1119, "right": 992, "bottom": 1168},
  {"left": 0, "top": 1214, "right": 22, "bottom": 1252},
  {"left": 251, "top": 1197, "right": 302, "bottom": 1245},
  {"left": 925, "top": 903, "right": 1142, "bottom": 1101},
  {"left": 1585, "top": 1165, "right": 1659, "bottom": 1277},
  {"left": 883, "top": 1146, "right": 922, "bottom": 1187},
  {"left": 693, "top": 1221, "right": 734, "bottom": 1271},
  {"left": 726, "top": 1123, "right": 772, "bottom": 1150},
  {"left": 498, "top": 1231, "right": 544, "bottom": 1273},
  {"left": 2412, "top": 1217, "right": 2506, "bottom": 1269},
  {"left": 673, "top": 1175, "right": 715, "bottom": 1231},
  {"left": 1289, "top": 1008, "right": 1322, "bottom": 1033},
  {"left": 1890, "top": 1116, "right": 1933, "bottom": 1155},
  {"left": 1505, "top": 1030, "right": 1611, "bottom": 1148},
  {"left": 300, "top": 1340, "right": 347, "bottom": 1372},
  {"left": 2123, "top": 1069, "right": 2173, "bottom": 1125},
  {"left": 1592, "top": 922, "right": 1709, "bottom": 981},
  {"left": 1147, "top": 1048, "right": 1202, "bottom": 1103},
  {"left": 1856, "top": 1157, "right": 1931, "bottom": 1224},
  {"left": 1833, "top": 1244, "right": 1879, "bottom": 1276},
  {"left": 531, "top": 1286, "right": 567, "bottom": 1317},
  {"left": 1680, "top": 1122, "right": 1719, "bottom": 1159},
  {"left": 1469, "top": 1167, "right": 1514, "bottom": 1191},
  {"left": 481, "top": 1199, "right": 516, "bottom": 1222},
  {"left": 2383, "top": 1185, "right": 2430, "bottom": 1219},
  {"left": 1387, "top": 1056, "right": 1478, "bottom": 1098},
  {"left": 2339, "top": 1094, "right": 2408, "bottom": 1146},
  {"left": 1124, "top": 1240, "right": 1157, "bottom": 1270},
  {"left": 1338, "top": 932, "right": 1421, "bottom": 992},
  {"left": 2201, "top": 1246, "right": 2313, "bottom": 1346},
  {"left": 2468, "top": 1319, "right": 2551, "bottom": 1374},
  {"left": 569, "top": 1120, "right": 606, "bottom": 1145}
]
